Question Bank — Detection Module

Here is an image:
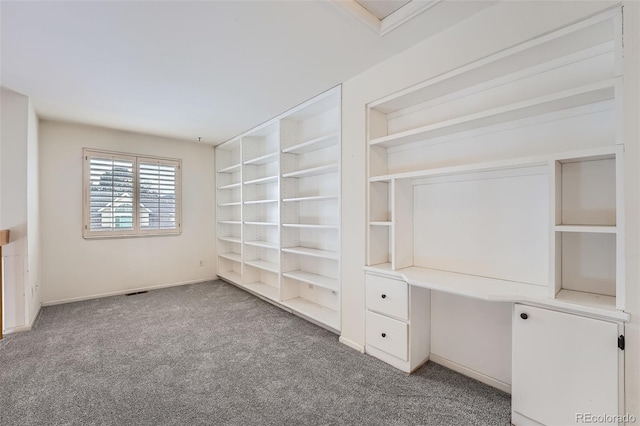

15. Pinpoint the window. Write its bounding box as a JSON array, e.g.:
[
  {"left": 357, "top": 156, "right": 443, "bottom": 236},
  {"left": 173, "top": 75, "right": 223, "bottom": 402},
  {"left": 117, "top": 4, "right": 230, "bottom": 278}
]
[{"left": 83, "top": 149, "right": 181, "bottom": 238}]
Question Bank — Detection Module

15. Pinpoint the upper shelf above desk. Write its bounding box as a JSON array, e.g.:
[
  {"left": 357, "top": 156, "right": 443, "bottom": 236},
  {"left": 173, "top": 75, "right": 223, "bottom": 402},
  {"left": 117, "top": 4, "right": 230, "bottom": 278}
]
[{"left": 364, "top": 264, "right": 630, "bottom": 323}]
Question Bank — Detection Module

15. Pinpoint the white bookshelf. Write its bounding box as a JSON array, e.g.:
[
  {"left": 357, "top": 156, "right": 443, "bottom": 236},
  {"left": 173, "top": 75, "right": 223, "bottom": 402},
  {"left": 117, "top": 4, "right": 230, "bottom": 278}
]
[
  {"left": 215, "top": 86, "right": 341, "bottom": 332},
  {"left": 241, "top": 122, "right": 281, "bottom": 299},
  {"left": 216, "top": 138, "right": 242, "bottom": 281},
  {"left": 365, "top": 11, "right": 625, "bottom": 314}
]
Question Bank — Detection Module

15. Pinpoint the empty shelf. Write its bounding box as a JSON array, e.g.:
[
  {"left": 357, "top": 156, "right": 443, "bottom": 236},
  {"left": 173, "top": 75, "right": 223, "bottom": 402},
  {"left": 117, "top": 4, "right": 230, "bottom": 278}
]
[
  {"left": 282, "top": 195, "right": 339, "bottom": 202},
  {"left": 244, "top": 199, "right": 278, "bottom": 204},
  {"left": 369, "top": 145, "right": 617, "bottom": 183},
  {"left": 218, "top": 163, "right": 241, "bottom": 173},
  {"left": 555, "top": 225, "right": 616, "bottom": 234},
  {"left": 218, "top": 201, "right": 241, "bottom": 207},
  {"left": 282, "top": 164, "right": 339, "bottom": 178},
  {"left": 282, "top": 223, "right": 338, "bottom": 229},
  {"left": 219, "top": 252, "right": 241, "bottom": 262},
  {"left": 218, "top": 220, "right": 241, "bottom": 225},
  {"left": 245, "top": 259, "right": 279, "bottom": 273},
  {"left": 555, "top": 289, "right": 617, "bottom": 313},
  {"left": 218, "top": 182, "right": 242, "bottom": 190},
  {"left": 244, "top": 175, "right": 278, "bottom": 185},
  {"left": 370, "top": 221, "right": 392, "bottom": 226},
  {"left": 282, "top": 270, "right": 338, "bottom": 291},
  {"left": 218, "top": 236, "right": 241, "bottom": 244},
  {"left": 369, "top": 80, "right": 615, "bottom": 148},
  {"left": 281, "top": 246, "right": 338, "bottom": 260},
  {"left": 282, "top": 133, "right": 339, "bottom": 154},
  {"left": 243, "top": 281, "right": 279, "bottom": 300},
  {"left": 244, "top": 152, "right": 278, "bottom": 165},
  {"left": 282, "top": 297, "right": 340, "bottom": 330},
  {"left": 245, "top": 240, "right": 279, "bottom": 249},
  {"left": 218, "top": 270, "right": 242, "bottom": 284},
  {"left": 245, "top": 221, "right": 278, "bottom": 226}
]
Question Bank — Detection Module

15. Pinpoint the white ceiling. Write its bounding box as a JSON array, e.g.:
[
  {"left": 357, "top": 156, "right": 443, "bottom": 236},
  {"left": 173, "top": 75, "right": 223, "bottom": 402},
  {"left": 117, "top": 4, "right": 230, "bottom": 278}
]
[{"left": 1, "top": 0, "right": 494, "bottom": 145}]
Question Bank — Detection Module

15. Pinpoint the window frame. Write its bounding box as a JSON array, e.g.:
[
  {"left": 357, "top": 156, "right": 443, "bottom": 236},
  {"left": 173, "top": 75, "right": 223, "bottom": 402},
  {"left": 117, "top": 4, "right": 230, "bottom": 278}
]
[{"left": 82, "top": 148, "right": 182, "bottom": 239}]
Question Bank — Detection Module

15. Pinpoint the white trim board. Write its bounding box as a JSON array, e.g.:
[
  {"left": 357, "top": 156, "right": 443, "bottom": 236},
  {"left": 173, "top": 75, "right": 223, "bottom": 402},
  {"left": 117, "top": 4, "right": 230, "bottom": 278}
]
[
  {"left": 41, "top": 277, "right": 217, "bottom": 306},
  {"left": 429, "top": 354, "right": 512, "bottom": 394},
  {"left": 330, "top": 0, "right": 441, "bottom": 36},
  {"left": 3, "top": 303, "right": 42, "bottom": 335},
  {"left": 339, "top": 335, "right": 365, "bottom": 353}
]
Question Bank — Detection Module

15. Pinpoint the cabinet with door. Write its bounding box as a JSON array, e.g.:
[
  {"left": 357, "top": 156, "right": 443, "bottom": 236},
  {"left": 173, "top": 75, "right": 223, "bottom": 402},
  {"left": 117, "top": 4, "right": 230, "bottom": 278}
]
[{"left": 512, "top": 304, "right": 623, "bottom": 426}]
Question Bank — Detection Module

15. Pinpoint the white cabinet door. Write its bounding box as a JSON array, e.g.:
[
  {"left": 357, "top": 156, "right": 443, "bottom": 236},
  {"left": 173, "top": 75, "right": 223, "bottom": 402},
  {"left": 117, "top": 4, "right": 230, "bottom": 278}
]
[{"left": 513, "top": 304, "right": 620, "bottom": 425}]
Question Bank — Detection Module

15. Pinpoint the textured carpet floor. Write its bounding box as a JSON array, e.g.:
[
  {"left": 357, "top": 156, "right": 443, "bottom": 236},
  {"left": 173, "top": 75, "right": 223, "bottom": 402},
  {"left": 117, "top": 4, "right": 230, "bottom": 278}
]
[{"left": 0, "top": 280, "right": 511, "bottom": 425}]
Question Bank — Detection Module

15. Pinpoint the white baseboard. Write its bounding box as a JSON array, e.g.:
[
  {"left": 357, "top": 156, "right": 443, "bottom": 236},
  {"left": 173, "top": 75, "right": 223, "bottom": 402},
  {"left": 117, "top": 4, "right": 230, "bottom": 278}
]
[
  {"left": 429, "top": 353, "right": 512, "bottom": 394},
  {"left": 339, "top": 336, "right": 365, "bottom": 353},
  {"left": 511, "top": 411, "right": 544, "bottom": 426},
  {"left": 3, "top": 324, "right": 32, "bottom": 335},
  {"left": 28, "top": 303, "right": 42, "bottom": 328},
  {"left": 3, "top": 302, "right": 43, "bottom": 335},
  {"left": 41, "top": 277, "right": 218, "bottom": 307}
]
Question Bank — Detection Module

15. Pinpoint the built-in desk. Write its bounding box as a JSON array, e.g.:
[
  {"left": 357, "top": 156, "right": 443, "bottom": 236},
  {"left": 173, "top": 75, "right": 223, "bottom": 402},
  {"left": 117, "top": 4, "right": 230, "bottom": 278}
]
[
  {"left": 365, "top": 264, "right": 630, "bottom": 323},
  {"left": 363, "top": 265, "right": 627, "bottom": 426}
]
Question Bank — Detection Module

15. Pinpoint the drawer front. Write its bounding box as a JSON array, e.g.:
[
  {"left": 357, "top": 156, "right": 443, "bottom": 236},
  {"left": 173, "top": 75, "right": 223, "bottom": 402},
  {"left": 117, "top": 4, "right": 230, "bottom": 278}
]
[
  {"left": 366, "top": 311, "right": 408, "bottom": 361},
  {"left": 366, "top": 273, "right": 408, "bottom": 320}
]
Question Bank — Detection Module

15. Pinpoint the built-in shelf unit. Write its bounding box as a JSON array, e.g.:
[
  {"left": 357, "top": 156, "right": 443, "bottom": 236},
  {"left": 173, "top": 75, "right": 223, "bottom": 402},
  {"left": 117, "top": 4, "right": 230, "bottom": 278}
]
[
  {"left": 216, "top": 138, "right": 242, "bottom": 283},
  {"left": 215, "top": 87, "right": 341, "bottom": 332},
  {"left": 364, "top": 8, "right": 628, "bottom": 424},
  {"left": 365, "top": 8, "right": 626, "bottom": 317}
]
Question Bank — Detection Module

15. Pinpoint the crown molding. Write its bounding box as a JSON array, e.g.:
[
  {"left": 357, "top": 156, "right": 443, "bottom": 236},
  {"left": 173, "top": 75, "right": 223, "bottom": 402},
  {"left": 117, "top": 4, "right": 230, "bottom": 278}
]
[{"left": 331, "top": 0, "right": 442, "bottom": 36}]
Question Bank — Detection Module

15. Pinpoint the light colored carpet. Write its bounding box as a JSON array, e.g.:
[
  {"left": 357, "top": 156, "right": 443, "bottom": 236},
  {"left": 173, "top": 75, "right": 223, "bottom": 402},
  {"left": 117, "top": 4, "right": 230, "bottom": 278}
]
[{"left": 0, "top": 280, "right": 511, "bottom": 425}]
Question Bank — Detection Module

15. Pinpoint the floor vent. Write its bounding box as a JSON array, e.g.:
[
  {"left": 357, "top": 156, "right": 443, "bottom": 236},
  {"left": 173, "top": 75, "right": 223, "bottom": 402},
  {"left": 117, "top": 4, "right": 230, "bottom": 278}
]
[{"left": 125, "top": 291, "right": 149, "bottom": 296}]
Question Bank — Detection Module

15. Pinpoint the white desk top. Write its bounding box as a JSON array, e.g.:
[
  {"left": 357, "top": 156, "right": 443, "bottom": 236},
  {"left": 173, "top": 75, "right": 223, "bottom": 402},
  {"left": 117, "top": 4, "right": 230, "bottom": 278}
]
[{"left": 364, "top": 264, "right": 629, "bottom": 322}]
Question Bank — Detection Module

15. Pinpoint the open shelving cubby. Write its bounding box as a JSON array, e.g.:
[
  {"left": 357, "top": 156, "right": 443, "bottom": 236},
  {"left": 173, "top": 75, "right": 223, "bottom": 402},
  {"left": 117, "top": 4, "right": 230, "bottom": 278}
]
[
  {"left": 280, "top": 88, "right": 341, "bottom": 331},
  {"left": 215, "top": 86, "right": 341, "bottom": 331},
  {"left": 365, "top": 9, "right": 625, "bottom": 317},
  {"left": 216, "top": 138, "right": 242, "bottom": 283},
  {"left": 551, "top": 149, "right": 623, "bottom": 310},
  {"left": 242, "top": 122, "right": 281, "bottom": 300}
]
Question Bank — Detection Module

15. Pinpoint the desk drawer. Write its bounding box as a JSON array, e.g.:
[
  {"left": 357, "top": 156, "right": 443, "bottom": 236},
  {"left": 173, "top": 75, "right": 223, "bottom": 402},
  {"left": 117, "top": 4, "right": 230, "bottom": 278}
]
[
  {"left": 366, "top": 273, "right": 408, "bottom": 320},
  {"left": 366, "top": 311, "right": 408, "bottom": 361}
]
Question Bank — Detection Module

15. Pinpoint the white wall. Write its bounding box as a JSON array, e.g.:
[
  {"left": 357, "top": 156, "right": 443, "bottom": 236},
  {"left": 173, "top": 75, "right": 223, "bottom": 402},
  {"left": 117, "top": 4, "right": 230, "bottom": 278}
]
[
  {"left": 623, "top": 0, "right": 640, "bottom": 419},
  {"left": 25, "top": 99, "right": 41, "bottom": 325},
  {"left": 340, "top": 0, "right": 638, "bottom": 409},
  {"left": 39, "top": 121, "right": 216, "bottom": 304},
  {"left": 0, "top": 87, "right": 34, "bottom": 332}
]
